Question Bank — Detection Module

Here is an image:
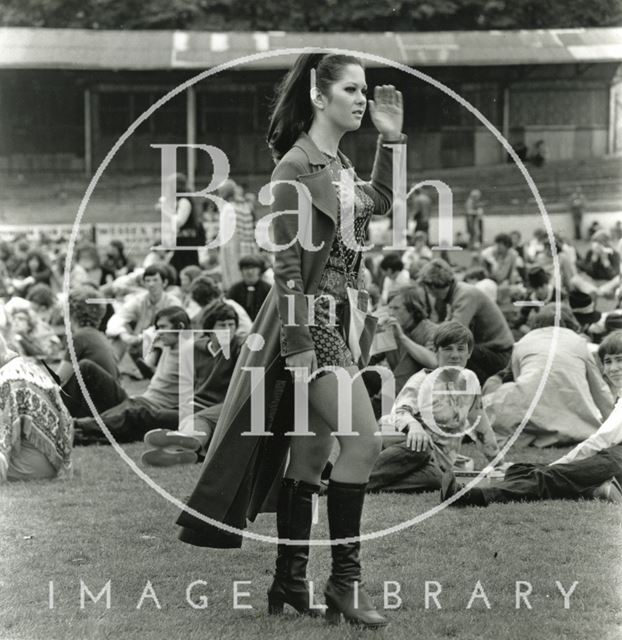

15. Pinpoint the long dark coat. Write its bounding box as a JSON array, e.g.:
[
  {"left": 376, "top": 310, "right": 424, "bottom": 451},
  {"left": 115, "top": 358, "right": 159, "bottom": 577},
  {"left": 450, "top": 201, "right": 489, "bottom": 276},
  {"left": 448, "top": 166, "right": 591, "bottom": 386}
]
[{"left": 176, "top": 132, "right": 402, "bottom": 547}]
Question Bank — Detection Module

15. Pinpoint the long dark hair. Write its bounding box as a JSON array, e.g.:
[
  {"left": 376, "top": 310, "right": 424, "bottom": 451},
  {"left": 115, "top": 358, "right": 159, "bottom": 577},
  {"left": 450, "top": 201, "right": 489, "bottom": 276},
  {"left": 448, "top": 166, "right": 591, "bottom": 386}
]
[{"left": 267, "top": 52, "right": 363, "bottom": 162}]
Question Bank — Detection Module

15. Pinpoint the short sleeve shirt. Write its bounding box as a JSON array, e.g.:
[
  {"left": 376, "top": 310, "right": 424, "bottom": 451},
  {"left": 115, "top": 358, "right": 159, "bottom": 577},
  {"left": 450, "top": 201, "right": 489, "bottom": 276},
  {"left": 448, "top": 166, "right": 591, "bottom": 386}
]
[{"left": 381, "top": 368, "right": 483, "bottom": 469}]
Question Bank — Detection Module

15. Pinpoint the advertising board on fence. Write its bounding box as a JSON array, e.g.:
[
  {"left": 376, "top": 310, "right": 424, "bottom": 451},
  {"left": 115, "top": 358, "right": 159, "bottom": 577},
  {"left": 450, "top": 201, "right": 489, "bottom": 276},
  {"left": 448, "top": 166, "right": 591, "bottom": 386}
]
[
  {"left": 94, "top": 222, "right": 162, "bottom": 258},
  {"left": 0, "top": 223, "right": 94, "bottom": 243},
  {"left": 0, "top": 220, "right": 221, "bottom": 261},
  {"left": 94, "top": 221, "right": 220, "bottom": 259}
]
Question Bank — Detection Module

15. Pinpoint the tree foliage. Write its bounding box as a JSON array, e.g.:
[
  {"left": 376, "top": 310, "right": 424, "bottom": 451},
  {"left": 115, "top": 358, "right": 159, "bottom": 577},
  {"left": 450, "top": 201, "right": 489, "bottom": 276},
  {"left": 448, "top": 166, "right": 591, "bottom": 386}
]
[{"left": 1, "top": 0, "right": 620, "bottom": 30}]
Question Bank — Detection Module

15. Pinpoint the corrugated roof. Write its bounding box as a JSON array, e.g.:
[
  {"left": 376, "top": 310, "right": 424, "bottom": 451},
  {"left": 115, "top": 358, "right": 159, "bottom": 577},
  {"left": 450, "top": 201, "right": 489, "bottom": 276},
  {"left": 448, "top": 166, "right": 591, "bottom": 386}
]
[{"left": 0, "top": 27, "right": 621, "bottom": 70}]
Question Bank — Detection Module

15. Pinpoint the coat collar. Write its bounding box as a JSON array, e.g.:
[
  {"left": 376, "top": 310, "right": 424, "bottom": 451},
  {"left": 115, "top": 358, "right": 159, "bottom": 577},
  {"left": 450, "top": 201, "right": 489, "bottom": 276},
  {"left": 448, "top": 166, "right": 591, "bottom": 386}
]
[
  {"left": 291, "top": 132, "right": 344, "bottom": 226},
  {"left": 293, "top": 131, "right": 352, "bottom": 168},
  {"left": 292, "top": 132, "right": 330, "bottom": 166}
]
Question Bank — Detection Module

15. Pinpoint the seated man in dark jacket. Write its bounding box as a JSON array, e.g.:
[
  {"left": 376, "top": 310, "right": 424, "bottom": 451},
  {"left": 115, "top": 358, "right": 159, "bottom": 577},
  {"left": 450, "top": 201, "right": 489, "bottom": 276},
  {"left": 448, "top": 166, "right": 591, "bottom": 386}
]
[
  {"left": 420, "top": 259, "right": 514, "bottom": 384},
  {"left": 227, "top": 254, "right": 271, "bottom": 320}
]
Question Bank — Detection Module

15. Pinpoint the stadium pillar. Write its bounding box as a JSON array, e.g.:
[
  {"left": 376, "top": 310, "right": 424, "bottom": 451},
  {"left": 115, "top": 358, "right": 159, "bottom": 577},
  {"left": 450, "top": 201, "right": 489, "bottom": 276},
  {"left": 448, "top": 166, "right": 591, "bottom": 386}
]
[
  {"left": 84, "top": 88, "right": 92, "bottom": 176},
  {"left": 608, "top": 82, "right": 620, "bottom": 155},
  {"left": 186, "top": 86, "right": 197, "bottom": 190},
  {"left": 502, "top": 85, "right": 510, "bottom": 161}
]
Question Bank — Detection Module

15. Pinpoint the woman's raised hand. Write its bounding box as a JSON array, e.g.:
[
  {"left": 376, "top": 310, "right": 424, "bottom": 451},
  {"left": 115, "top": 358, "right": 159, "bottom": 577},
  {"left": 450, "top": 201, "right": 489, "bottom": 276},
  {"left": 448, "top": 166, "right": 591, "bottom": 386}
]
[
  {"left": 368, "top": 85, "right": 403, "bottom": 141},
  {"left": 285, "top": 349, "right": 318, "bottom": 380}
]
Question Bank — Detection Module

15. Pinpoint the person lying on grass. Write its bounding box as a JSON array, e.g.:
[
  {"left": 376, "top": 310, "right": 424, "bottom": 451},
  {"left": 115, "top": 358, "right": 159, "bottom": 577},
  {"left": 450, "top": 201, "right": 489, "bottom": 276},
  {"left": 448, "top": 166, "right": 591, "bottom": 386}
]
[
  {"left": 441, "top": 329, "right": 622, "bottom": 506},
  {"left": 141, "top": 303, "right": 243, "bottom": 467},
  {"left": 367, "top": 320, "right": 502, "bottom": 493}
]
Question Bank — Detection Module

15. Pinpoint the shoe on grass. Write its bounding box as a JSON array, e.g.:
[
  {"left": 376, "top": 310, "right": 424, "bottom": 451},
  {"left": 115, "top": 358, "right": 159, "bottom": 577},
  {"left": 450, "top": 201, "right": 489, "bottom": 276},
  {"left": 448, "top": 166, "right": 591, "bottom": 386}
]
[
  {"left": 441, "top": 470, "right": 489, "bottom": 507},
  {"left": 141, "top": 447, "right": 198, "bottom": 467},
  {"left": 144, "top": 429, "right": 201, "bottom": 451},
  {"left": 591, "top": 477, "right": 622, "bottom": 503},
  {"left": 440, "top": 470, "right": 461, "bottom": 503}
]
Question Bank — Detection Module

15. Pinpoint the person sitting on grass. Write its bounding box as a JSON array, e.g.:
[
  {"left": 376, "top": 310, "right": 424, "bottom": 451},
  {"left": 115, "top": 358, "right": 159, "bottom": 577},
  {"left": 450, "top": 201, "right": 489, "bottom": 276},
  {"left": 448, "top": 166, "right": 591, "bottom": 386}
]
[
  {"left": 178, "top": 265, "right": 204, "bottom": 318},
  {"left": 379, "top": 253, "right": 412, "bottom": 304},
  {"left": 581, "top": 230, "right": 620, "bottom": 282},
  {"left": 366, "top": 321, "right": 502, "bottom": 493},
  {"left": 26, "top": 283, "right": 63, "bottom": 328},
  {"left": 5, "top": 301, "right": 62, "bottom": 359},
  {"left": 441, "top": 329, "right": 622, "bottom": 507},
  {"left": 517, "top": 266, "right": 564, "bottom": 332},
  {"left": 58, "top": 286, "right": 125, "bottom": 418},
  {"left": 419, "top": 258, "right": 515, "bottom": 384},
  {"left": 480, "top": 233, "right": 522, "bottom": 285},
  {"left": 189, "top": 274, "right": 252, "bottom": 337},
  {"left": 12, "top": 249, "right": 56, "bottom": 296},
  {"left": 0, "top": 334, "right": 73, "bottom": 482},
  {"left": 73, "top": 306, "right": 190, "bottom": 444},
  {"left": 483, "top": 304, "right": 613, "bottom": 450},
  {"left": 402, "top": 230, "right": 433, "bottom": 276},
  {"left": 378, "top": 286, "right": 437, "bottom": 394},
  {"left": 141, "top": 302, "right": 243, "bottom": 467},
  {"left": 105, "top": 264, "right": 181, "bottom": 375},
  {"left": 462, "top": 267, "right": 498, "bottom": 303}
]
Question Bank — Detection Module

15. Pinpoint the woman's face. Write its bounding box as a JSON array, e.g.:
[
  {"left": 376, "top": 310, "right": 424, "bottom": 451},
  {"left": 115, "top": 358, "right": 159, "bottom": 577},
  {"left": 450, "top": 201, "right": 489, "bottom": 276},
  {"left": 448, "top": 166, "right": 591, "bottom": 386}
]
[
  {"left": 321, "top": 64, "right": 367, "bottom": 132},
  {"left": 28, "top": 256, "right": 40, "bottom": 272}
]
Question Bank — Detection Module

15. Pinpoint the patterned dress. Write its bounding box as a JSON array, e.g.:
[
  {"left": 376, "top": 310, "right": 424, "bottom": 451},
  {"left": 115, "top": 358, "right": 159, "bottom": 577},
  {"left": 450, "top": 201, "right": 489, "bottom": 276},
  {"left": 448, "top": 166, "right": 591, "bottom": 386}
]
[
  {"left": 0, "top": 356, "right": 73, "bottom": 481},
  {"left": 309, "top": 153, "right": 376, "bottom": 368}
]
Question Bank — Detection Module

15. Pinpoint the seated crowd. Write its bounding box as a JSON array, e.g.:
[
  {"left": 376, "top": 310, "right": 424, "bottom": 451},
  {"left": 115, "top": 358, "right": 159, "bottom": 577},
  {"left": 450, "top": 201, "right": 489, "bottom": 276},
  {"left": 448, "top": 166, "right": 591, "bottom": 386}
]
[{"left": 2, "top": 219, "right": 622, "bottom": 509}]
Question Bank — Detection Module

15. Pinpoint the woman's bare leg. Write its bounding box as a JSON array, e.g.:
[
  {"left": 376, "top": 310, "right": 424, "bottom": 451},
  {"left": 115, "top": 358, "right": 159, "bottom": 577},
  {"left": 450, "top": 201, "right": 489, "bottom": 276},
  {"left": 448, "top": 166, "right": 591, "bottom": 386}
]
[
  {"left": 307, "top": 368, "right": 381, "bottom": 483},
  {"left": 298, "top": 369, "right": 387, "bottom": 628},
  {"left": 285, "top": 405, "right": 334, "bottom": 484},
  {"left": 285, "top": 367, "right": 381, "bottom": 484}
]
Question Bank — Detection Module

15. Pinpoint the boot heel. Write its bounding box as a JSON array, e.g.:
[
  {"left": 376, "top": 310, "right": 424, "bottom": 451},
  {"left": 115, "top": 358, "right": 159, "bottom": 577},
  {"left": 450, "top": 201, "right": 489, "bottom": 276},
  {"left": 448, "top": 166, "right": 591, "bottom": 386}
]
[
  {"left": 325, "top": 606, "right": 341, "bottom": 625},
  {"left": 267, "top": 593, "right": 284, "bottom": 615}
]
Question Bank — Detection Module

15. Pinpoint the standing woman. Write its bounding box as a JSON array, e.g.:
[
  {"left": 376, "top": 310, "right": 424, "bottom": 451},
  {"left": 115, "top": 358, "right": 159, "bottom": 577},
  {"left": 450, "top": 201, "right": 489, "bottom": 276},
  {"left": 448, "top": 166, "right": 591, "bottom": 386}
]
[
  {"left": 218, "top": 179, "right": 243, "bottom": 290},
  {"left": 167, "top": 173, "right": 207, "bottom": 282},
  {"left": 177, "top": 53, "right": 404, "bottom": 628}
]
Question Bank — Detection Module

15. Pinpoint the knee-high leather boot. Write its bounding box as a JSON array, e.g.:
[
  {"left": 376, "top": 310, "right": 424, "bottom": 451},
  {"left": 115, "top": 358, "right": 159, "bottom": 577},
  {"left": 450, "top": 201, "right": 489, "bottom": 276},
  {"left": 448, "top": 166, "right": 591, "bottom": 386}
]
[
  {"left": 324, "top": 480, "right": 388, "bottom": 629},
  {"left": 267, "top": 478, "right": 322, "bottom": 616}
]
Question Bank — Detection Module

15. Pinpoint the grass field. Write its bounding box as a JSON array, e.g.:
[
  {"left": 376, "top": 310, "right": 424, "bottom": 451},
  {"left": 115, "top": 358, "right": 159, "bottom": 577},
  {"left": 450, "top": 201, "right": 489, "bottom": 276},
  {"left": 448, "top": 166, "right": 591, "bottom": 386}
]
[
  {"left": 2, "top": 188, "right": 622, "bottom": 637},
  {"left": 2, "top": 440, "right": 622, "bottom": 640}
]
